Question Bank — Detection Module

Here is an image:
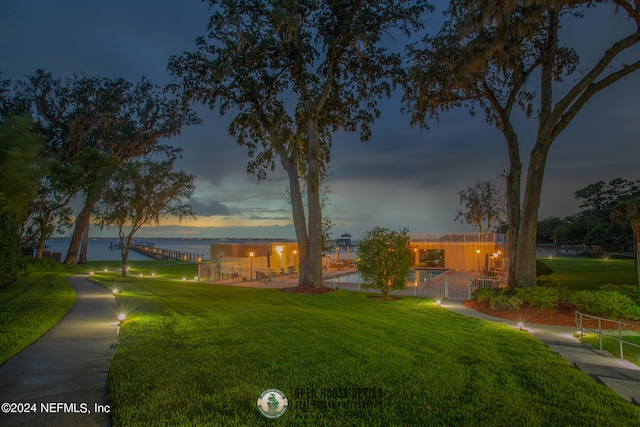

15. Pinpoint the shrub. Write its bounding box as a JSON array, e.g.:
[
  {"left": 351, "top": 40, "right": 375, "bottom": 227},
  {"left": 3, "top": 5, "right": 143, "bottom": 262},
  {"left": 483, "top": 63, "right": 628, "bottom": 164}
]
[
  {"left": 489, "top": 293, "right": 523, "bottom": 311},
  {"left": 536, "top": 259, "right": 554, "bottom": 276},
  {"left": 599, "top": 284, "right": 640, "bottom": 305},
  {"left": 472, "top": 287, "right": 502, "bottom": 303},
  {"left": 18, "top": 257, "right": 64, "bottom": 275},
  {"left": 515, "top": 286, "right": 560, "bottom": 310},
  {"left": 568, "top": 290, "right": 640, "bottom": 321},
  {"left": 357, "top": 227, "right": 413, "bottom": 299},
  {"left": 0, "top": 194, "right": 20, "bottom": 286}
]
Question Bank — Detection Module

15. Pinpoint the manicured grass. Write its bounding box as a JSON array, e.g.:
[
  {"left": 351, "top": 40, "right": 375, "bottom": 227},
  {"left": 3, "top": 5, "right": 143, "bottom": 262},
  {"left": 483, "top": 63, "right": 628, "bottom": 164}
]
[
  {"left": 96, "top": 273, "right": 640, "bottom": 426},
  {"left": 0, "top": 261, "right": 196, "bottom": 366},
  {"left": 0, "top": 272, "right": 76, "bottom": 364},
  {"left": 86, "top": 260, "right": 199, "bottom": 280},
  {"left": 543, "top": 257, "right": 638, "bottom": 290},
  {"left": 582, "top": 334, "right": 640, "bottom": 366}
]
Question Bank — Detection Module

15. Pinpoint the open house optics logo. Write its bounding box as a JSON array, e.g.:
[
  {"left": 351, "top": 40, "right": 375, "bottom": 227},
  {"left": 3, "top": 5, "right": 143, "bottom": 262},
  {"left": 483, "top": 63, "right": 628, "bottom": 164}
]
[{"left": 257, "top": 388, "right": 288, "bottom": 419}]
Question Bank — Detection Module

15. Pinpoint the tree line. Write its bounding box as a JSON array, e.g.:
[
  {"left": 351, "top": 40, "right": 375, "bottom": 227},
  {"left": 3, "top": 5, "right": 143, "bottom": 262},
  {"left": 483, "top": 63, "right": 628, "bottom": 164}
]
[
  {"left": 0, "top": 71, "right": 198, "bottom": 281},
  {"left": 2, "top": 0, "right": 639, "bottom": 288},
  {"left": 537, "top": 178, "right": 640, "bottom": 256}
]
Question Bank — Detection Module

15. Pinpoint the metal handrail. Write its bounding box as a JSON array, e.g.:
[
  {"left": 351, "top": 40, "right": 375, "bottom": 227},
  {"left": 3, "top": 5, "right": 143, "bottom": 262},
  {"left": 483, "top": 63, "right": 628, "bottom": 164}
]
[{"left": 575, "top": 311, "right": 640, "bottom": 359}]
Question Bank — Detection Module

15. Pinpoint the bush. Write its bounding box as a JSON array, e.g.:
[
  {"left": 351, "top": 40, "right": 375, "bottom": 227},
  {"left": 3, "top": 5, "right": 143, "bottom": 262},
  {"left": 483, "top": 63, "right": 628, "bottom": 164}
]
[
  {"left": 536, "top": 259, "right": 554, "bottom": 276},
  {"left": 489, "top": 293, "right": 524, "bottom": 311},
  {"left": 472, "top": 288, "right": 523, "bottom": 311},
  {"left": 515, "top": 286, "right": 560, "bottom": 310},
  {"left": 357, "top": 227, "right": 413, "bottom": 298},
  {"left": 568, "top": 290, "right": 640, "bottom": 321},
  {"left": 18, "top": 257, "right": 64, "bottom": 276},
  {"left": 472, "top": 287, "right": 502, "bottom": 303},
  {"left": 599, "top": 284, "right": 640, "bottom": 305},
  {"left": 0, "top": 194, "right": 20, "bottom": 286}
]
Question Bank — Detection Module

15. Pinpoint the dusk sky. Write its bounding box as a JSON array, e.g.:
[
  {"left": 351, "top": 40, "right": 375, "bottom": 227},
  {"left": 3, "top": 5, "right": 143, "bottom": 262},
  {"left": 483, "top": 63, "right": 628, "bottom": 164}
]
[{"left": 1, "top": 1, "right": 639, "bottom": 240}]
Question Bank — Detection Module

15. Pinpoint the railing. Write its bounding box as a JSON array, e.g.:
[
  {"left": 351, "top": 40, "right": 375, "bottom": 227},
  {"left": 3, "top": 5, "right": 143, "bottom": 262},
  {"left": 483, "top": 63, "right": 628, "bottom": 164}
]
[
  {"left": 409, "top": 232, "right": 506, "bottom": 243},
  {"left": 198, "top": 264, "right": 300, "bottom": 288},
  {"left": 324, "top": 271, "right": 503, "bottom": 300},
  {"left": 575, "top": 311, "right": 640, "bottom": 359}
]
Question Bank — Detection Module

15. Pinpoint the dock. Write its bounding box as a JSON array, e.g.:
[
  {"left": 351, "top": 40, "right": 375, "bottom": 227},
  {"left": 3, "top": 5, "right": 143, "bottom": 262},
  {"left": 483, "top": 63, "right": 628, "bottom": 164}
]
[{"left": 110, "top": 242, "right": 205, "bottom": 262}]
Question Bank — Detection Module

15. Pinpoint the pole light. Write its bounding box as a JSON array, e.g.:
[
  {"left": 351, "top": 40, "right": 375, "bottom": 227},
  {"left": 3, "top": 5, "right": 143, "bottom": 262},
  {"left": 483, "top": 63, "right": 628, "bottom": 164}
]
[{"left": 249, "top": 251, "right": 254, "bottom": 282}]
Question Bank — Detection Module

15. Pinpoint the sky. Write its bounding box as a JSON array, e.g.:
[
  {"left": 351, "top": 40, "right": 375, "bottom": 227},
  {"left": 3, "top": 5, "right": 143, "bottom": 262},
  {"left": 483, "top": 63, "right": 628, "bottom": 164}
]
[{"left": 1, "top": 1, "right": 639, "bottom": 240}]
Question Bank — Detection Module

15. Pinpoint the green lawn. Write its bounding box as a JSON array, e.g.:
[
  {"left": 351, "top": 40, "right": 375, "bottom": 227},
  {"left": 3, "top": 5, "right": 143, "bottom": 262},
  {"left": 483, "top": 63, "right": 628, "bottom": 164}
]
[
  {"left": 92, "top": 271, "right": 640, "bottom": 426},
  {"left": 0, "top": 272, "right": 76, "bottom": 363},
  {"left": 543, "top": 257, "right": 638, "bottom": 289},
  {"left": 0, "top": 261, "right": 196, "bottom": 365},
  {"left": 582, "top": 334, "right": 640, "bottom": 366}
]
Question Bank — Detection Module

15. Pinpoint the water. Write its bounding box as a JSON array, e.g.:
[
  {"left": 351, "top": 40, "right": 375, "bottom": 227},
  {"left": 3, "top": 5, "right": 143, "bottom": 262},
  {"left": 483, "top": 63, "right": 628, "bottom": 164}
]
[{"left": 44, "top": 238, "right": 278, "bottom": 262}]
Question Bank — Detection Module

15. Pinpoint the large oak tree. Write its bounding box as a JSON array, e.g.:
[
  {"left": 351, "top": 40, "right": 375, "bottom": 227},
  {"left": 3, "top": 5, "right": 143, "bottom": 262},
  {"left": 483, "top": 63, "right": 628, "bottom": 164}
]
[
  {"left": 404, "top": 0, "right": 640, "bottom": 288},
  {"left": 12, "top": 70, "right": 199, "bottom": 264},
  {"left": 169, "top": 0, "right": 430, "bottom": 287}
]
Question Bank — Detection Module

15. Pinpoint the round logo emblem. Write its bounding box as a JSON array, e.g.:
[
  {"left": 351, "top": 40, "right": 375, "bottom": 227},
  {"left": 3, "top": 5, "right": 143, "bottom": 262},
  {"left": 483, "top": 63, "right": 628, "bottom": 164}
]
[{"left": 257, "top": 388, "right": 288, "bottom": 419}]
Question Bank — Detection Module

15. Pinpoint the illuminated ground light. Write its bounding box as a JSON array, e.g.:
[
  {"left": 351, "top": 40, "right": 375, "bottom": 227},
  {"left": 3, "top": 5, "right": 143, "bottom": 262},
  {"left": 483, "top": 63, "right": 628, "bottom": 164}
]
[
  {"left": 436, "top": 299, "right": 442, "bottom": 306},
  {"left": 89, "top": 271, "right": 94, "bottom": 276},
  {"left": 118, "top": 313, "right": 126, "bottom": 322},
  {"left": 112, "top": 289, "right": 118, "bottom": 295},
  {"left": 151, "top": 273, "right": 156, "bottom": 278},
  {"left": 139, "top": 273, "right": 143, "bottom": 278},
  {"left": 104, "top": 268, "right": 108, "bottom": 273},
  {"left": 194, "top": 276, "right": 198, "bottom": 280},
  {"left": 182, "top": 277, "right": 186, "bottom": 281},
  {"left": 517, "top": 322, "right": 524, "bottom": 330}
]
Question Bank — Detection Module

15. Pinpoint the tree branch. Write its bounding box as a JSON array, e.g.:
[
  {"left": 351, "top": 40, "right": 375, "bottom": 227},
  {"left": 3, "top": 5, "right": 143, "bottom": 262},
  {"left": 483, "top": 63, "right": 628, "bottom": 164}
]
[{"left": 552, "top": 58, "right": 640, "bottom": 140}]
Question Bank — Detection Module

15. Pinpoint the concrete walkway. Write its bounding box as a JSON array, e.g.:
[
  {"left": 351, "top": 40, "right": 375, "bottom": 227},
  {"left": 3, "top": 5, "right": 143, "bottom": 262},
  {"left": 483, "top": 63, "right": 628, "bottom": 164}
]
[
  {"left": 0, "top": 276, "right": 119, "bottom": 427},
  {"left": 442, "top": 300, "right": 640, "bottom": 405}
]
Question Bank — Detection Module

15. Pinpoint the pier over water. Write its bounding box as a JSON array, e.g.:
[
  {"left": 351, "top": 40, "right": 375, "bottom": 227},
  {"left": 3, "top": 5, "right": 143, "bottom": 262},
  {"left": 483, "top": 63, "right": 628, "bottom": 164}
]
[{"left": 110, "top": 242, "right": 205, "bottom": 262}]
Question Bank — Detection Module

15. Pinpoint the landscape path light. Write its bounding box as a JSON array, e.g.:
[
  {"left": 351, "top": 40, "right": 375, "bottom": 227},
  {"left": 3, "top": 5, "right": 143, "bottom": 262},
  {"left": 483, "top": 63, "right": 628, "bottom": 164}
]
[{"left": 117, "top": 313, "right": 126, "bottom": 336}]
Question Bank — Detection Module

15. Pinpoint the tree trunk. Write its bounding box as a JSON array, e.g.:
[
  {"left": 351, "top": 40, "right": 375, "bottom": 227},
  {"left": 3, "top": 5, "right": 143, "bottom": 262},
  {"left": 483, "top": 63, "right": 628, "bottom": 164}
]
[
  {"left": 503, "top": 130, "right": 522, "bottom": 288},
  {"left": 305, "top": 119, "right": 324, "bottom": 287},
  {"left": 277, "top": 146, "right": 311, "bottom": 286},
  {"left": 35, "top": 213, "right": 51, "bottom": 259},
  {"left": 512, "top": 8, "right": 557, "bottom": 289},
  {"left": 120, "top": 229, "right": 133, "bottom": 277},
  {"left": 79, "top": 216, "right": 90, "bottom": 264},
  {"left": 514, "top": 141, "right": 551, "bottom": 288},
  {"left": 35, "top": 234, "right": 46, "bottom": 259},
  {"left": 64, "top": 201, "right": 96, "bottom": 265}
]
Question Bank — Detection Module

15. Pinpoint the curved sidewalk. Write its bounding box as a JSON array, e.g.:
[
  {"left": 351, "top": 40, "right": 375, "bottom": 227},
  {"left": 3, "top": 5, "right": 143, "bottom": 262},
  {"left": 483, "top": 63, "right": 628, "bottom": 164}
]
[
  {"left": 442, "top": 300, "right": 640, "bottom": 405},
  {"left": 0, "top": 276, "right": 119, "bottom": 427}
]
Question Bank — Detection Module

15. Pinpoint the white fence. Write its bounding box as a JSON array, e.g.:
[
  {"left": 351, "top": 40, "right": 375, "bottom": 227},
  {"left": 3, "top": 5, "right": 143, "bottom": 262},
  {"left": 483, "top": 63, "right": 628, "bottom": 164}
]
[
  {"left": 325, "top": 270, "right": 504, "bottom": 300},
  {"left": 198, "top": 263, "right": 300, "bottom": 288},
  {"left": 198, "top": 264, "right": 505, "bottom": 300}
]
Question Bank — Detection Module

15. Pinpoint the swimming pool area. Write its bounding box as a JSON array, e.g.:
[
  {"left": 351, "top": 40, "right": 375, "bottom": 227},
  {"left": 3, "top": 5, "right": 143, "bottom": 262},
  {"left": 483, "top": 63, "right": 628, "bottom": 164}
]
[
  {"left": 324, "top": 268, "right": 486, "bottom": 300},
  {"left": 327, "top": 268, "right": 449, "bottom": 285}
]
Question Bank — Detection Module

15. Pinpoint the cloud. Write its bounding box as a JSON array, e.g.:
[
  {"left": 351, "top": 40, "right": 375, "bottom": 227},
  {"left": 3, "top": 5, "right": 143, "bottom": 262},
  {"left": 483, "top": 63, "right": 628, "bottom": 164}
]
[
  {"left": 2, "top": 1, "right": 639, "bottom": 240},
  {"left": 189, "top": 199, "right": 234, "bottom": 217}
]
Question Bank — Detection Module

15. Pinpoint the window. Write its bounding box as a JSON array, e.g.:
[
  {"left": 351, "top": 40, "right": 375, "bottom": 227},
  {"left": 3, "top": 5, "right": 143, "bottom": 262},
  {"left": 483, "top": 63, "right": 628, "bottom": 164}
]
[{"left": 421, "top": 249, "right": 444, "bottom": 267}]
